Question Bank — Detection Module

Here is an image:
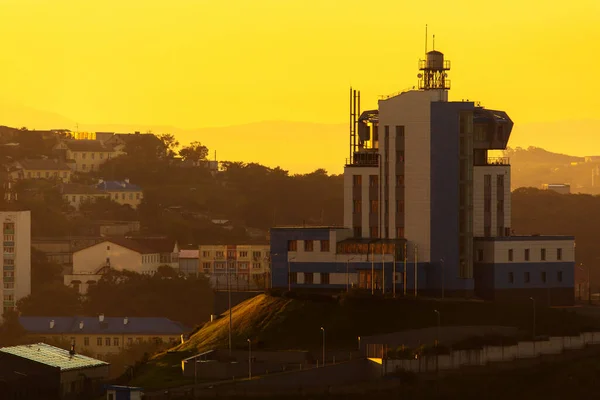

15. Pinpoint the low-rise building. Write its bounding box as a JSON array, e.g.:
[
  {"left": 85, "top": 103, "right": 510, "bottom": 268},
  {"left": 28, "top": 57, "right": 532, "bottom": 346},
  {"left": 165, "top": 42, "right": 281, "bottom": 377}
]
[
  {"left": 65, "top": 237, "right": 178, "bottom": 294},
  {"left": 198, "top": 244, "right": 270, "bottom": 290},
  {"left": 53, "top": 139, "right": 115, "bottom": 173},
  {"left": 0, "top": 342, "right": 109, "bottom": 399},
  {"left": 178, "top": 249, "right": 199, "bottom": 276},
  {"left": 32, "top": 236, "right": 104, "bottom": 275},
  {"left": 1, "top": 211, "right": 31, "bottom": 317},
  {"left": 60, "top": 183, "right": 110, "bottom": 210},
  {"left": 19, "top": 316, "right": 190, "bottom": 359},
  {"left": 541, "top": 183, "right": 571, "bottom": 194},
  {"left": 94, "top": 179, "right": 143, "bottom": 209},
  {"left": 8, "top": 159, "right": 71, "bottom": 182}
]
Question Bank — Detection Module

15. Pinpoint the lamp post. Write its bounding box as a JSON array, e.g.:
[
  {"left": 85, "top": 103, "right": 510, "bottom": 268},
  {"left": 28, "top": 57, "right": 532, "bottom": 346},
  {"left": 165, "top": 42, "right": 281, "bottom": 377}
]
[
  {"left": 320, "top": 327, "right": 325, "bottom": 367},
  {"left": 346, "top": 256, "right": 357, "bottom": 292},
  {"left": 288, "top": 256, "right": 296, "bottom": 292},
  {"left": 228, "top": 259, "right": 232, "bottom": 356},
  {"left": 529, "top": 297, "right": 536, "bottom": 340},
  {"left": 433, "top": 309, "right": 440, "bottom": 347},
  {"left": 440, "top": 258, "right": 445, "bottom": 300},
  {"left": 267, "top": 252, "right": 279, "bottom": 290},
  {"left": 247, "top": 339, "right": 252, "bottom": 379}
]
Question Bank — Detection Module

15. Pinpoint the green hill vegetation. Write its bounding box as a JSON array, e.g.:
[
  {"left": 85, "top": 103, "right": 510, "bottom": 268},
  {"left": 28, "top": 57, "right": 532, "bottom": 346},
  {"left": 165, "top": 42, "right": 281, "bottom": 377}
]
[{"left": 128, "top": 292, "right": 600, "bottom": 389}]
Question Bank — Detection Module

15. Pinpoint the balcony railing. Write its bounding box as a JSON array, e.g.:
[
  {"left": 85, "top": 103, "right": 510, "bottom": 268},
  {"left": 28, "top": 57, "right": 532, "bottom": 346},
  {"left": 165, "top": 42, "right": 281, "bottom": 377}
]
[{"left": 486, "top": 157, "right": 510, "bottom": 166}]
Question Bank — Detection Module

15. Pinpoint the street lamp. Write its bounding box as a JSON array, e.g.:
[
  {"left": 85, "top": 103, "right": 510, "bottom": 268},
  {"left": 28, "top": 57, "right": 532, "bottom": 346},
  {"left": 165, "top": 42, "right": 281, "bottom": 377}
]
[
  {"left": 247, "top": 339, "right": 252, "bottom": 379},
  {"left": 346, "top": 256, "right": 357, "bottom": 292},
  {"left": 433, "top": 309, "right": 440, "bottom": 347},
  {"left": 288, "top": 256, "right": 296, "bottom": 292},
  {"left": 440, "top": 258, "right": 445, "bottom": 300},
  {"left": 529, "top": 297, "right": 536, "bottom": 340},
  {"left": 320, "top": 327, "right": 325, "bottom": 367}
]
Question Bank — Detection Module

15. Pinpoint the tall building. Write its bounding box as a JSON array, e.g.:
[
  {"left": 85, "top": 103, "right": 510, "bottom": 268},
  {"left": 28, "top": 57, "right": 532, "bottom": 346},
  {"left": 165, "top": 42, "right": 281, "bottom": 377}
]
[
  {"left": 1, "top": 211, "right": 31, "bottom": 315},
  {"left": 271, "top": 47, "right": 575, "bottom": 304}
]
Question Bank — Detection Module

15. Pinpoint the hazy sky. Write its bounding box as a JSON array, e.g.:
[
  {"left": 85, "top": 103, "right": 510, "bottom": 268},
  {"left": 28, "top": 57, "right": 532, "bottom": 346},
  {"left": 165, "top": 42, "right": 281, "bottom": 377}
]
[{"left": 0, "top": 0, "right": 599, "bottom": 169}]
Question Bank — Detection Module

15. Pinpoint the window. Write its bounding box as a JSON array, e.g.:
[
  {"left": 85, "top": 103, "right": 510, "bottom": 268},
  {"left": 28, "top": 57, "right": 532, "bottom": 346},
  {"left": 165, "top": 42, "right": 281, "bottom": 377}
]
[
  {"left": 524, "top": 272, "right": 530, "bottom": 283},
  {"left": 320, "top": 240, "right": 330, "bottom": 252},
  {"left": 114, "top": 337, "right": 120, "bottom": 346},
  {"left": 557, "top": 248, "right": 563, "bottom": 261},
  {"left": 84, "top": 337, "right": 89, "bottom": 346},
  {"left": 97, "top": 337, "right": 103, "bottom": 346},
  {"left": 202, "top": 251, "right": 210, "bottom": 257},
  {"left": 105, "top": 337, "right": 111, "bottom": 346},
  {"left": 396, "top": 175, "right": 404, "bottom": 186},
  {"left": 369, "top": 175, "right": 378, "bottom": 187},
  {"left": 484, "top": 226, "right": 491, "bottom": 237},
  {"left": 304, "top": 240, "right": 314, "bottom": 252},
  {"left": 216, "top": 250, "right": 224, "bottom": 258},
  {"left": 541, "top": 271, "right": 547, "bottom": 283},
  {"left": 557, "top": 271, "right": 563, "bottom": 282},
  {"left": 136, "top": 337, "right": 142, "bottom": 344},
  {"left": 238, "top": 262, "right": 249, "bottom": 269},
  {"left": 477, "top": 249, "right": 483, "bottom": 262},
  {"left": 287, "top": 240, "right": 297, "bottom": 251},
  {"left": 3, "top": 283, "right": 14, "bottom": 289},
  {"left": 252, "top": 251, "right": 261, "bottom": 259},
  {"left": 227, "top": 250, "right": 235, "bottom": 258},
  {"left": 396, "top": 200, "right": 404, "bottom": 213},
  {"left": 304, "top": 272, "right": 314, "bottom": 284},
  {"left": 353, "top": 175, "right": 362, "bottom": 186},
  {"left": 541, "top": 248, "right": 546, "bottom": 261},
  {"left": 290, "top": 272, "right": 297, "bottom": 284},
  {"left": 239, "top": 251, "right": 248, "bottom": 257},
  {"left": 3, "top": 235, "right": 13, "bottom": 242},
  {"left": 497, "top": 200, "right": 504, "bottom": 212},
  {"left": 396, "top": 150, "right": 404, "bottom": 163},
  {"left": 395, "top": 125, "right": 404, "bottom": 137},
  {"left": 370, "top": 226, "right": 378, "bottom": 238},
  {"left": 508, "top": 249, "right": 513, "bottom": 262},
  {"left": 127, "top": 338, "right": 133, "bottom": 346},
  {"left": 396, "top": 272, "right": 404, "bottom": 283},
  {"left": 253, "top": 263, "right": 261, "bottom": 269},
  {"left": 497, "top": 175, "right": 504, "bottom": 187},
  {"left": 508, "top": 272, "right": 514, "bottom": 284},
  {"left": 136, "top": 193, "right": 141, "bottom": 199},
  {"left": 91, "top": 153, "right": 95, "bottom": 159},
  {"left": 484, "top": 199, "right": 491, "bottom": 213},
  {"left": 82, "top": 164, "right": 86, "bottom": 170},
  {"left": 484, "top": 174, "right": 491, "bottom": 186},
  {"left": 82, "top": 153, "right": 87, "bottom": 159},
  {"left": 321, "top": 273, "right": 330, "bottom": 285},
  {"left": 45, "top": 171, "right": 49, "bottom": 178},
  {"left": 202, "top": 262, "right": 211, "bottom": 269},
  {"left": 396, "top": 227, "right": 404, "bottom": 238},
  {"left": 524, "top": 249, "right": 530, "bottom": 261},
  {"left": 353, "top": 226, "right": 361, "bottom": 237},
  {"left": 4, "top": 258, "right": 13, "bottom": 265},
  {"left": 370, "top": 200, "right": 378, "bottom": 213}
]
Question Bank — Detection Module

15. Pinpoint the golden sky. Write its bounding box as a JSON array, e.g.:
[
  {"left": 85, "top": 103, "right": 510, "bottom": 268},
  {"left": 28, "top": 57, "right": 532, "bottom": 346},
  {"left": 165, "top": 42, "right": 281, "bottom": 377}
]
[{"left": 0, "top": 0, "right": 599, "bottom": 172}]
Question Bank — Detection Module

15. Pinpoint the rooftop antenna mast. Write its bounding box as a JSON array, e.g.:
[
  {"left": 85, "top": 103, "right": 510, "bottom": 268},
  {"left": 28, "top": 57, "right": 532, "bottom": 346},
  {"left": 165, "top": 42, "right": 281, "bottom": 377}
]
[
  {"left": 425, "top": 24, "right": 428, "bottom": 54},
  {"left": 433, "top": 34, "right": 436, "bottom": 51}
]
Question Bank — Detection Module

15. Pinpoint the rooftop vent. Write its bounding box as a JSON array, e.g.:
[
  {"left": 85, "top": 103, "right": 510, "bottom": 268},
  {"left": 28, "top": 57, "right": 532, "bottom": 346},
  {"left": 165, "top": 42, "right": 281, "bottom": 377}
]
[
  {"left": 49, "top": 320, "right": 55, "bottom": 329},
  {"left": 124, "top": 317, "right": 128, "bottom": 325},
  {"left": 79, "top": 321, "right": 84, "bottom": 330},
  {"left": 99, "top": 314, "right": 104, "bottom": 323}
]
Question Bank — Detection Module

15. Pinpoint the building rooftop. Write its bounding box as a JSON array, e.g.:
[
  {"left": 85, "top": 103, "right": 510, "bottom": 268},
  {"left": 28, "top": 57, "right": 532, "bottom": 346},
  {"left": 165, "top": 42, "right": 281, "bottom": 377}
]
[
  {"left": 58, "top": 139, "right": 112, "bottom": 152},
  {"left": 0, "top": 343, "right": 108, "bottom": 372},
  {"left": 475, "top": 235, "right": 575, "bottom": 242},
  {"left": 179, "top": 249, "right": 199, "bottom": 259},
  {"left": 19, "top": 316, "right": 190, "bottom": 336},
  {"left": 60, "top": 183, "right": 107, "bottom": 195},
  {"left": 15, "top": 158, "right": 71, "bottom": 171},
  {"left": 271, "top": 226, "right": 344, "bottom": 230},
  {"left": 95, "top": 180, "right": 142, "bottom": 192}
]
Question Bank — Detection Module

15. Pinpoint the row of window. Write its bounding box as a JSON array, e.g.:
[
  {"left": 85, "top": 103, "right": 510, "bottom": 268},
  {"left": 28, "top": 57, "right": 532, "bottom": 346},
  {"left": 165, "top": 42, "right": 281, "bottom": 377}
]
[
  {"left": 483, "top": 199, "right": 504, "bottom": 213},
  {"left": 476, "top": 248, "right": 564, "bottom": 262},
  {"left": 4, "top": 247, "right": 14, "bottom": 254},
  {"left": 3, "top": 223, "right": 14, "bottom": 235},
  {"left": 3, "top": 235, "right": 14, "bottom": 242},
  {"left": 483, "top": 174, "right": 505, "bottom": 187},
  {"left": 352, "top": 175, "right": 405, "bottom": 187},
  {"left": 351, "top": 226, "right": 404, "bottom": 239},
  {"left": 3, "top": 282, "right": 14, "bottom": 289},
  {"left": 73, "top": 151, "right": 110, "bottom": 160},
  {"left": 24, "top": 171, "right": 69, "bottom": 179},
  {"left": 40, "top": 336, "right": 177, "bottom": 347},
  {"left": 201, "top": 250, "right": 264, "bottom": 259},
  {"left": 353, "top": 200, "right": 404, "bottom": 214},
  {"left": 202, "top": 262, "right": 264, "bottom": 270},
  {"left": 287, "top": 240, "right": 330, "bottom": 252},
  {"left": 290, "top": 272, "right": 330, "bottom": 285},
  {"left": 508, "top": 271, "right": 563, "bottom": 284}
]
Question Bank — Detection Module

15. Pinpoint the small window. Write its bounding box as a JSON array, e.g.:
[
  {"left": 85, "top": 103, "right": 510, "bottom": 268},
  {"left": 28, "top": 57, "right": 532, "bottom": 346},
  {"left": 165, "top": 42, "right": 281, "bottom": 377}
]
[
  {"left": 370, "top": 226, "right": 378, "bottom": 238},
  {"left": 114, "top": 337, "right": 120, "bottom": 347},
  {"left": 290, "top": 272, "right": 298, "bottom": 284},
  {"left": 320, "top": 240, "right": 330, "bottom": 252},
  {"left": 353, "top": 226, "right": 361, "bottom": 237},
  {"left": 287, "top": 240, "right": 297, "bottom": 251},
  {"left": 541, "top": 248, "right": 546, "bottom": 261},
  {"left": 484, "top": 174, "right": 491, "bottom": 186},
  {"left": 239, "top": 251, "right": 248, "bottom": 257},
  {"left": 541, "top": 271, "right": 547, "bottom": 283},
  {"left": 97, "top": 337, "right": 102, "bottom": 346},
  {"left": 477, "top": 249, "right": 483, "bottom": 262},
  {"left": 508, "top": 249, "right": 513, "bottom": 262},
  {"left": 107, "top": 245, "right": 110, "bottom": 250},
  {"left": 304, "top": 272, "right": 314, "bottom": 284},
  {"left": 524, "top": 249, "right": 530, "bottom": 261},
  {"left": 557, "top": 248, "right": 562, "bottom": 261},
  {"left": 105, "top": 337, "right": 111, "bottom": 346},
  {"left": 369, "top": 175, "right": 378, "bottom": 187},
  {"left": 370, "top": 200, "right": 378, "bottom": 213},
  {"left": 84, "top": 337, "right": 89, "bottom": 346},
  {"left": 396, "top": 175, "right": 404, "bottom": 186},
  {"left": 396, "top": 227, "right": 404, "bottom": 238},
  {"left": 320, "top": 273, "right": 330, "bottom": 285},
  {"left": 395, "top": 125, "right": 404, "bottom": 136},
  {"left": 508, "top": 272, "right": 514, "bottom": 284},
  {"left": 304, "top": 240, "right": 314, "bottom": 252},
  {"left": 127, "top": 338, "right": 133, "bottom": 346},
  {"left": 557, "top": 271, "right": 563, "bottom": 282},
  {"left": 396, "top": 200, "right": 404, "bottom": 213},
  {"left": 353, "top": 175, "right": 362, "bottom": 186},
  {"left": 524, "top": 272, "right": 530, "bottom": 283},
  {"left": 497, "top": 175, "right": 504, "bottom": 187},
  {"left": 353, "top": 200, "right": 361, "bottom": 213}
]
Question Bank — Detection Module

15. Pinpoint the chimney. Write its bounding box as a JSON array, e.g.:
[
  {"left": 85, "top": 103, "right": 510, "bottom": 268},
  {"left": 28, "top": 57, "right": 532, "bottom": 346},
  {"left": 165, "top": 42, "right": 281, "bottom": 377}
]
[
  {"left": 124, "top": 317, "right": 128, "bottom": 326},
  {"left": 49, "top": 320, "right": 55, "bottom": 329},
  {"left": 99, "top": 314, "right": 104, "bottom": 323},
  {"left": 69, "top": 339, "right": 76, "bottom": 356},
  {"left": 98, "top": 178, "right": 104, "bottom": 184},
  {"left": 79, "top": 321, "right": 84, "bottom": 330},
  {"left": 124, "top": 178, "right": 130, "bottom": 184}
]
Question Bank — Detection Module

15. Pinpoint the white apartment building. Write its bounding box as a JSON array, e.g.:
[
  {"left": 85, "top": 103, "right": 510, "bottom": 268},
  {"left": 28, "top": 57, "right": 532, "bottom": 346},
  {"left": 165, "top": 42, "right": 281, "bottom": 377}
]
[
  {"left": 1, "top": 211, "right": 31, "bottom": 317},
  {"left": 198, "top": 244, "right": 270, "bottom": 289}
]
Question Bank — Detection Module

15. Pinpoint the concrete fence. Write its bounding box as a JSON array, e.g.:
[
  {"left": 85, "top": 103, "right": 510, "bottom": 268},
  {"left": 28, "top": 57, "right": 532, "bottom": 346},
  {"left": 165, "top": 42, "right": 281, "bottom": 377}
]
[{"left": 384, "top": 331, "right": 600, "bottom": 374}]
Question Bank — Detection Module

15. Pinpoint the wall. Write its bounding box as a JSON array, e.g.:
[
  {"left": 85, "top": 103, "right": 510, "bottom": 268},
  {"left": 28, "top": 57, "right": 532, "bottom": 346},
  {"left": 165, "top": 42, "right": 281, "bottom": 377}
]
[
  {"left": 179, "top": 258, "right": 199, "bottom": 276},
  {"left": 0, "top": 352, "right": 61, "bottom": 400},
  {"left": 343, "top": 166, "right": 378, "bottom": 237},
  {"left": 72, "top": 242, "right": 144, "bottom": 275},
  {"left": 473, "top": 166, "right": 511, "bottom": 237},
  {"left": 63, "top": 193, "right": 109, "bottom": 211},
  {"left": 198, "top": 244, "right": 270, "bottom": 277},
  {"left": 0, "top": 211, "right": 31, "bottom": 317},
  {"left": 106, "top": 191, "right": 143, "bottom": 209}
]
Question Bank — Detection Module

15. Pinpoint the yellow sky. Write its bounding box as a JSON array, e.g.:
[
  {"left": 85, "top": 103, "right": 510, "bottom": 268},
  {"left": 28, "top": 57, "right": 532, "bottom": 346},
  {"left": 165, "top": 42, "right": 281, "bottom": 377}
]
[{"left": 0, "top": 0, "right": 599, "bottom": 170}]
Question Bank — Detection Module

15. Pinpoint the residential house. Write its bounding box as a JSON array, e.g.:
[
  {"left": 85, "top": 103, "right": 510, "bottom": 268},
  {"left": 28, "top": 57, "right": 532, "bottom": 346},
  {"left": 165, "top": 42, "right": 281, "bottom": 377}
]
[
  {"left": 60, "top": 183, "right": 109, "bottom": 210},
  {"left": 178, "top": 249, "right": 199, "bottom": 276},
  {"left": 53, "top": 139, "right": 115, "bottom": 173},
  {"left": 101, "top": 132, "right": 162, "bottom": 157},
  {"left": 0, "top": 342, "right": 109, "bottom": 399},
  {"left": 32, "top": 236, "right": 104, "bottom": 274},
  {"left": 8, "top": 159, "right": 71, "bottom": 182},
  {"left": 198, "top": 244, "right": 270, "bottom": 290},
  {"left": 19, "top": 316, "right": 190, "bottom": 359},
  {"left": 95, "top": 179, "right": 143, "bottom": 209},
  {"left": 64, "top": 237, "right": 178, "bottom": 294}
]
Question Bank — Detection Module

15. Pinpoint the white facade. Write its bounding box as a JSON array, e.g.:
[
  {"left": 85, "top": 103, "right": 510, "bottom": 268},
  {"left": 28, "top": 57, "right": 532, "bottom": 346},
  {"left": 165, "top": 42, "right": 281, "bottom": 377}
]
[
  {"left": 1, "top": 211, "right": 31, "bottom": 316},
  {"left": 343, "top": 166, "right": 378, "bottom": 237},
  {"left": 198, "top": 244, "right": 271, "bottom": 276},
  {"left": 474, "top": 239, "right": 575, "bottom": 264},
  {"left": 473, "top": 166, "right": 511, "bottom": 237}
]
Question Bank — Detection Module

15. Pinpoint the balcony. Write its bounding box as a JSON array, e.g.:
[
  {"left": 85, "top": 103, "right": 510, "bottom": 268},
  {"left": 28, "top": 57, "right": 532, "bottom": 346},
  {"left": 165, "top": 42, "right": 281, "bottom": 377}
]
[
  {"left": 486, "top": 157, "right": 510, "bottom": 166},
  {"left": 346, "top": 152, "right": 379, "bottom": 167}
]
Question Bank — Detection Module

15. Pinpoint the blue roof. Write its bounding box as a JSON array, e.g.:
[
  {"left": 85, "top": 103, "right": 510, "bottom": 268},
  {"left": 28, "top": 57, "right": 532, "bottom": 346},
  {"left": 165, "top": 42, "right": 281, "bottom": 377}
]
[
  {"left": 19, "top": 316, "right": 190, "bottom": 335},
  {"left": 94, "top": 180, "right": 142, "bottom": 192}
]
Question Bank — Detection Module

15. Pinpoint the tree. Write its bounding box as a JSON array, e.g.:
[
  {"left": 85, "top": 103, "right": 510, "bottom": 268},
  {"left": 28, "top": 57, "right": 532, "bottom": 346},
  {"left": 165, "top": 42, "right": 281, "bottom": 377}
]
[
  {"left": 179, "top": 141, "right": 209, "bottom": 162},
  {"left": 0, "top": 309, "right": 26, "bottom": 346},
  {"left": 17, "top": 284, "right": 80, "bottom": 316},
  {"left": 31, "top": 248, "right": 63, "bottom": 293},
  {"left": 158, "top": 133, "right": 179, "bottom": 159}
]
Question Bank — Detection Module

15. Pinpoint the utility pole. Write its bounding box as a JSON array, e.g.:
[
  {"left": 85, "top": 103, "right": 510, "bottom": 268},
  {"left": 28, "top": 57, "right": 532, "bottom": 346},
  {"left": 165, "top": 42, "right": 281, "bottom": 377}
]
[
  {"left": 288, "top": 256, "right": 296, "bottom": 292},
  {"left": 403, "top": 242, "right": 407, "bottom": 296},
  {"left": 320, "top": 327, "right": 325, "bottom": 367},
  {"left": 588, "top": 262, "right": 592, "bottom": 305},
  {"left": 529, "top": 297, "right": 536, "bottom": 340},
  {"left": 371, "top": 245, "right": 375, "bottom": 295},
  {"left": 393, "top": 244, "right": 397, "bottom": 298},
  {"left": 247, "top": 339, "right": 252, "bottom": 379},
  {"left": 440, "top": 258, "right": 445, "bottom": 300}
]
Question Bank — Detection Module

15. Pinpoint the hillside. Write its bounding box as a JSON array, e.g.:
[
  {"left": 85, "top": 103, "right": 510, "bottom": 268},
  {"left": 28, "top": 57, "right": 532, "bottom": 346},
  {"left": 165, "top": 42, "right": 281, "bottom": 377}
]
[{"left": 129, "top": 293, "right": 600, "bottom": 389}]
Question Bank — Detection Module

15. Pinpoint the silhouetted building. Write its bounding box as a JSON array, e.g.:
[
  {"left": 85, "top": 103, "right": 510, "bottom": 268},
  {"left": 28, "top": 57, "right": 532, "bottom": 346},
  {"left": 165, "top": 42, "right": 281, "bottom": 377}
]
[{"left": 542, "top": 183, "right": 571, "bottom": 194}]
